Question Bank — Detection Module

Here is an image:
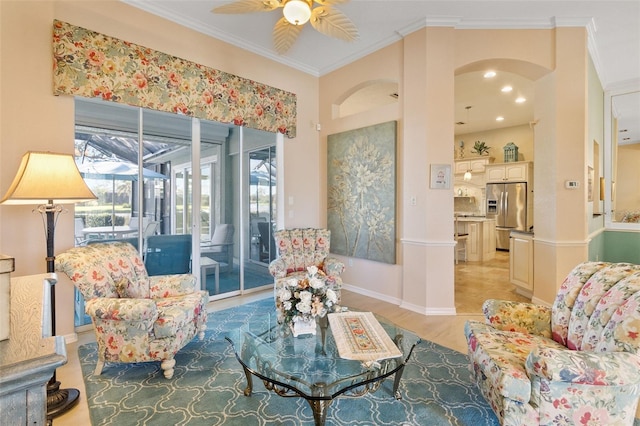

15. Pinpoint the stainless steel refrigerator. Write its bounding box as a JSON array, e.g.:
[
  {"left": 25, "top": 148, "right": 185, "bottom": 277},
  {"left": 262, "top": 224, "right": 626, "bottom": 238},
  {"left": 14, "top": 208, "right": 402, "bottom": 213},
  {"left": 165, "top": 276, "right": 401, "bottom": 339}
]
[{"left": 486, "top": 182, "right": 527, "bottom": 250}]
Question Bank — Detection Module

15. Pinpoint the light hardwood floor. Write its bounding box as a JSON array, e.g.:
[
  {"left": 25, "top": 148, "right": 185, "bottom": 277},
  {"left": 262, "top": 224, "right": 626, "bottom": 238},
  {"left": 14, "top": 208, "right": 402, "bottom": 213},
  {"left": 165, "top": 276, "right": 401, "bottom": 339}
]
[{"left": 55, "top": 254, "right": 525, "bottom": 425}]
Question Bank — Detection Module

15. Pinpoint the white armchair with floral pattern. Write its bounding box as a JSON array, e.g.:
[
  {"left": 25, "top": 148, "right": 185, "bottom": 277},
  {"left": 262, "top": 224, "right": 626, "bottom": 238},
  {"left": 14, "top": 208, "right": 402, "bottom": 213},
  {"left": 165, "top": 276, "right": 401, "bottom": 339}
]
[
  {"left": 465, "top": 262, "right": 640, "bottom": 425},
  {"left": 269, "top": 228, "right": 344, "bottom": 305},
  {"left": 56, "top": 241, "right": 208, "bottom": 379}
]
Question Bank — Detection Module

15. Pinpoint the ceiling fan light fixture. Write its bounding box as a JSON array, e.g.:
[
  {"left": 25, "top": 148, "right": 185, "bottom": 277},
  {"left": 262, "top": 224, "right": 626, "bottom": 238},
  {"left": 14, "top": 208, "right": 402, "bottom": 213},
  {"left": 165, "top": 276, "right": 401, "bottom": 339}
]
[{"left": 283, "top": 0, "right": 311, "bottom": 26}]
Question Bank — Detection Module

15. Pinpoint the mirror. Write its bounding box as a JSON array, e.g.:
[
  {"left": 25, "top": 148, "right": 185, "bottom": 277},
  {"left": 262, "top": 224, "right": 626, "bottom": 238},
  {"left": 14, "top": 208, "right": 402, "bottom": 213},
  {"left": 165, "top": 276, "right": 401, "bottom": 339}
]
[{"left": 604, "top": 84, "right": 640, "bottom": 229}]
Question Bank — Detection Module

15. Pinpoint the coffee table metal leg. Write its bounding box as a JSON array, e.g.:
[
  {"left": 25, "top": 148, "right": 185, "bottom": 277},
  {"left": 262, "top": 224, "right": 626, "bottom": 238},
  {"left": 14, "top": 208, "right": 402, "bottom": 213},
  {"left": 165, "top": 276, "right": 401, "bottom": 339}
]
[
  {"left": 307, "top": 399, "right": 332, "bottom": 426},
  {"left": 392, "top": 364, "right": 405, "bottom": 399},
  {"left": 241, "top": 365, "right": 253, "bottom": 397}
]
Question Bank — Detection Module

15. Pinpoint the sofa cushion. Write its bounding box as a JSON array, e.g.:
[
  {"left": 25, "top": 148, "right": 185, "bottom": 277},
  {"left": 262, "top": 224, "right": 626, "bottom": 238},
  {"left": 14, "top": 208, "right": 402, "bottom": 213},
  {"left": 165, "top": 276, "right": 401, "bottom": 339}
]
[
  {"left": 595, "top": 289, "right": 640, "bottom": 353},
  {"left": 551, "top": 262, "right": 609, "bottom": 346},
  {"left": 465, "top": 320, "right": 566, "bottom": 403},
  {"left": 56, "top": 242, "right": 148, "bottom": 300},
  {"left": 115, "top": 276, "right": 151, "bottom": 299},
  {"left": 582, "top": 271, "right": 640, "bottom": 351},
  {"left": 566, "top": 264, "right": 640, "bottom": 350},
  {"left": 154, "top": 294, "right": 200, "bottom": 338},
  {"left": 274, "top": 228, "right": 332, "bottom": 274}
]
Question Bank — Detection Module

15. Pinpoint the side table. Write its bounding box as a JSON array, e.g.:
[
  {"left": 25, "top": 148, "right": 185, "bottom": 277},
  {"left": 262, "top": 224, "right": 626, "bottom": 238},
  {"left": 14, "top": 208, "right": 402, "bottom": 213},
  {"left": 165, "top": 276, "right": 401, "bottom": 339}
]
[
  {"left": 200, "top": 257, "right": 219, "bottom": 294},
  {"left": 0, "top": 273, "right": 67, "bottom": 425}
]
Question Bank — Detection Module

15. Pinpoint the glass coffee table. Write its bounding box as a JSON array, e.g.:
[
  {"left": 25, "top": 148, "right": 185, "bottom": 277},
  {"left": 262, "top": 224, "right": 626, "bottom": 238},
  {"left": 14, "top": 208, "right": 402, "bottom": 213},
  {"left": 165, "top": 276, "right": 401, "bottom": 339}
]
[{"left": 224, "top": 309, "right": 421, "bottom": 426}]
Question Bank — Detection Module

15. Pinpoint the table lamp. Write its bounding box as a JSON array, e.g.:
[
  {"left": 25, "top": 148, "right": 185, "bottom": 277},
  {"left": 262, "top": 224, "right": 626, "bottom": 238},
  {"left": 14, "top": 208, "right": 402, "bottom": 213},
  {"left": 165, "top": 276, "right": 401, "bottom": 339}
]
[{"left": 0, "top": 151, "right": 97, "bottom": 419}]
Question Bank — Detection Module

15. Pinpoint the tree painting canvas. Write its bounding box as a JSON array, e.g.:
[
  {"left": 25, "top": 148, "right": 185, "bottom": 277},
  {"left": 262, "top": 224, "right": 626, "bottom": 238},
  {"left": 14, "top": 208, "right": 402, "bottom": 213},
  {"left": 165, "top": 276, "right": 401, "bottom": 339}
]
[{"left": 327, "top": 121, "right": 396, "bottom": 264}]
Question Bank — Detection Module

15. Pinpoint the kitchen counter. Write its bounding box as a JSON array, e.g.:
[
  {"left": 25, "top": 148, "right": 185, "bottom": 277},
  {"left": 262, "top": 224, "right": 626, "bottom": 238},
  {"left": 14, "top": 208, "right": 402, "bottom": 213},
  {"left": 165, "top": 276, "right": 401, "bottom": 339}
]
[
  {"left": 455, "top": 217, "right": 496, "bottom": 261},
  {"left": 456, "top": 216, "right": 493, "bottom": 222},
  {"left": 509, "top": 230, "right": 534, "bottom": 297}
]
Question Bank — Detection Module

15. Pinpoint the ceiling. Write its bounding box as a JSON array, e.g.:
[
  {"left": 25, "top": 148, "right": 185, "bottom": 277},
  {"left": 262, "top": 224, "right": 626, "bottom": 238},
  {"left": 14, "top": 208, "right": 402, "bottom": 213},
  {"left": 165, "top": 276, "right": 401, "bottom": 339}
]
[{"left": 124, "top": 0, "right": 639, "bottom": 137}]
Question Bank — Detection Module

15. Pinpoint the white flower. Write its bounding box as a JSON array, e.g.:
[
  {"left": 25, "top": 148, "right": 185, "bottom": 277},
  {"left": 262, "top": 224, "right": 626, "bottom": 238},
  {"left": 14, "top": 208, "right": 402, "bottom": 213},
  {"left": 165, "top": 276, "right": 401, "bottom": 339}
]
[
  {"left": 296, "top": 301, "right": 312, "bottom": 314},
  {"left": 326, "top": 288, "right": 338, "bottom": 304},
  {"left": 277, "top": 287, "right": 291, "bottom": 302},
  {"left": 309, "top": 277, "right": 325, "bottom": 289},
  {"left": 287, "top": 278, "right": 299, "bottom": 287},
  {"left": 283, "top": 301, "right": 292, "bottom": 311},
  {"left": 299, "top": 290, "right": 312, "bottom": 303},
  {"left": 307, "top": 265, "right": 318, "bottom": 276}
]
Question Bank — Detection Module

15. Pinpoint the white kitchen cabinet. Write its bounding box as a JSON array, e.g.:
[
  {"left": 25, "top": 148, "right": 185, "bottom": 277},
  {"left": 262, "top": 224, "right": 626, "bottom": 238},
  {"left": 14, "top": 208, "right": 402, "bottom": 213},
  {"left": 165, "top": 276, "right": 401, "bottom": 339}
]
[
  {"left": 454, "top": 157, "right": 494, "bottom": 174},
  {"left": 458, "top": 217, "right": 496, "bottom": 262},
  {"left": 509, "top": 231, "right": 534, "bottom": 297},
  {"left": 485, "top": 161, "right": 532, "bottom": 182}
]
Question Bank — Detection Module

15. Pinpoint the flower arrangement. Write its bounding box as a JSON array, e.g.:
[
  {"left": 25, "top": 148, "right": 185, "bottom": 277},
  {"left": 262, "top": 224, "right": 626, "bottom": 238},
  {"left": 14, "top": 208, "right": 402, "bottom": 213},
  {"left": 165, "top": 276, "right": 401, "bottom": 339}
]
[{"left": 276, "top": 266, "right": 340, "bottom": 325}]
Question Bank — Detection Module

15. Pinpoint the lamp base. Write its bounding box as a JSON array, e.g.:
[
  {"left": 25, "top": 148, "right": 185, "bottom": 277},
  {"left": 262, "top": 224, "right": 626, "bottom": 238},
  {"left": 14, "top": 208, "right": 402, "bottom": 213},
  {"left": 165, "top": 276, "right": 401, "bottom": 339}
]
[{"left": 46, "top": 380, "right": 80, "bottom": 419}]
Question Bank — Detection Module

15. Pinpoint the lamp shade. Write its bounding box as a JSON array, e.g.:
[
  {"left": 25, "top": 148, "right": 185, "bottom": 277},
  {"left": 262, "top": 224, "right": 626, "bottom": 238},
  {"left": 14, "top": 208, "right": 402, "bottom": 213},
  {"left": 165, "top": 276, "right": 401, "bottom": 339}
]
[
  {"left": 283, "top": 0, "right": 311, "bottom": 25},
  {"left": 463, "top": 170, "right": 472, "bottom": 181},
  {"left": 1, "top": 151, "right": 97, "bottom": 205}
]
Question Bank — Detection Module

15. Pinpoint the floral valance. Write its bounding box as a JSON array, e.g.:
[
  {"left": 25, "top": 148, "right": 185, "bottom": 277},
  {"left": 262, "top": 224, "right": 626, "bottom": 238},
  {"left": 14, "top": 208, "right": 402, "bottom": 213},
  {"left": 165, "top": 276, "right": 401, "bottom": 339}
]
[{"left": 52, "top": 20, "right": 296, "bottom": 138}]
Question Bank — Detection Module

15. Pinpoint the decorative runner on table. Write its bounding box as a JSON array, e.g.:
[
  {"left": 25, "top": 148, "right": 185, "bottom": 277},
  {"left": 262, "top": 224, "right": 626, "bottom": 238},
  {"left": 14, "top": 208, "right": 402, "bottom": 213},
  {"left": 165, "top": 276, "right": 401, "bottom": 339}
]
[{"left": 328, "top": 311, "right": 402, "bottom": 361}]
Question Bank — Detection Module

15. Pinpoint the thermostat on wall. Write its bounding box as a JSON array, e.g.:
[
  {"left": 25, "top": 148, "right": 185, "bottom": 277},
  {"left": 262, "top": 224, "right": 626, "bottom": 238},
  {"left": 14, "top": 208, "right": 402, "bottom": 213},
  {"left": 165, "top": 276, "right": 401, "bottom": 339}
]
[{"left": 565, "top": 180, "right": 580, "bottom": 189}]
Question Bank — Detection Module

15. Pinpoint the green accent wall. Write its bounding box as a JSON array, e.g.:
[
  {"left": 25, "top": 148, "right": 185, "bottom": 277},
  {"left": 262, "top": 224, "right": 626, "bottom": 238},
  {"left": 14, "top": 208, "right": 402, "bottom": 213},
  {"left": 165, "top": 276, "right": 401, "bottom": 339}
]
[
  {"left": 588, "top": 231, "right": 605, "bottom": 261},
  {"left": 602, "top": 231, "right": 640, "bottom": 263}
]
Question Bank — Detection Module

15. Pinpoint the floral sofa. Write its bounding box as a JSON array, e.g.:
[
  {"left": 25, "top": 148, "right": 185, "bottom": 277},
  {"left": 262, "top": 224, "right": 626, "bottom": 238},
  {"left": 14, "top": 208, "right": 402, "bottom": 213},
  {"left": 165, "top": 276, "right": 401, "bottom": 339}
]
[
  {"left": 465, "top": 261, "right": 640, "bottom": 425},
  {"left": 56, "top": 241, "right": 208, "bottom": 379},
  {"left": 269, "top": 228, "right": 344, "bottom": 307}
]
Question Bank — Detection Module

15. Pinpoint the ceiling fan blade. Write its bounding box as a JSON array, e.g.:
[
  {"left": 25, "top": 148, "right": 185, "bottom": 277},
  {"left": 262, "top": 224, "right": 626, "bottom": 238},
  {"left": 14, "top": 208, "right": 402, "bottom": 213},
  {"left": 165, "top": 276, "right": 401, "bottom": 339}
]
[
  {"left": 313, "top": 0, "right": 350, "bottom": 6},
  {"left": 273, "top": 17, "right": 304, "bottom": 54},
  {"left": 212, "top": 0, "right": 282, "bottom": 14},
  {"left": 309, "top": 6, "right": 359, "bottom": 42}
]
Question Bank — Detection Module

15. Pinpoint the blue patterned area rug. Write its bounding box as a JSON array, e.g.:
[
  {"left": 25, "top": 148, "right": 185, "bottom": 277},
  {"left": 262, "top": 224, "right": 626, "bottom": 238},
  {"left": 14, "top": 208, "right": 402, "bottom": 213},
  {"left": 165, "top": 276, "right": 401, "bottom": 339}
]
[{"left": 78, "top": 298, "right": 499, "bottom": 425}]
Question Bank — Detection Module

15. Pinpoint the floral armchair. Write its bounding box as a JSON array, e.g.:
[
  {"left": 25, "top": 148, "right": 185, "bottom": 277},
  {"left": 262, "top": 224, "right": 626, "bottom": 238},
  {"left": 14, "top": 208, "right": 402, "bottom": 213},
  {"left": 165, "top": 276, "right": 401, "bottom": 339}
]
[
  {"left": 465, "top": 262, "right": 640, "bottom": 425},
  {"left": 56, "top": 241, "right": 208, "bottom": 379},
  {"left": 269, "top": 228, "right": 344, "bottom": 301}
]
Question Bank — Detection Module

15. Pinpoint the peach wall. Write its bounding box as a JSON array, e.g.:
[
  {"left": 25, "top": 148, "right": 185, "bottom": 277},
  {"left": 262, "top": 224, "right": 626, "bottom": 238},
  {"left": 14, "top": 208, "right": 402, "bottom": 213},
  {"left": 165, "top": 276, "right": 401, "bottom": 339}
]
[
  {"left": 319, "top": 26, "right": 592, "bottom": 312},
  {"left": 534, "top": 28, "right": 590, "bottom": 301},
  {"left": 319, "top": 43, "right": 404, "bottom": 302},
  {"left": 0, "top": 0, "right": 319, "bottom": 337}
]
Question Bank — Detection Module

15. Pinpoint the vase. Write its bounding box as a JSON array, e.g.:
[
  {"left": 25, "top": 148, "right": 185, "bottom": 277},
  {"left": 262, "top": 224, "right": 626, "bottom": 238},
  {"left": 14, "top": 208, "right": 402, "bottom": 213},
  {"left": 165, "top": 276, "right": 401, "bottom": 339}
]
[{"left": 290, "top": 316, "right": 316, "bottom": 337}]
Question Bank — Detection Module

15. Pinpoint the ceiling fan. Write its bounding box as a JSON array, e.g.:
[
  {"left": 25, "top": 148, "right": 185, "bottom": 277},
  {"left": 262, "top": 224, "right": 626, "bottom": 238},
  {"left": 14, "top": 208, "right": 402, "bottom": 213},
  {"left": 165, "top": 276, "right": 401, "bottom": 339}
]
[{"left": 212, "top": 0, "right": 359, "bottom": 54}]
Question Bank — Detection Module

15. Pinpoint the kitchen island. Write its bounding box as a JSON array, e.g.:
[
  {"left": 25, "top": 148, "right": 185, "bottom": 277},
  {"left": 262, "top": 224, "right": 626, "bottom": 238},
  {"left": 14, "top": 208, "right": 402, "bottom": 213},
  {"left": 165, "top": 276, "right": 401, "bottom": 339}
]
[{"left": 456, "top": 216, "right": 496, "bottom": 261}]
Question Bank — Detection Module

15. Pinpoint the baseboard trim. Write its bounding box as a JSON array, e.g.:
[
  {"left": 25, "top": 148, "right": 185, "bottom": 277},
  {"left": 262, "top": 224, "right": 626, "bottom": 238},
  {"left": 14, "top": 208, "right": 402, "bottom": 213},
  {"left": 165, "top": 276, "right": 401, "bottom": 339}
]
[
  {"left": 63, "top": 332, "right": 78, "bottom": 344},
  {"left": 343, "top": 283, "right": 457, "bottom": 316},
  {"left": 342, "top": 283, "right": 402, "bottom": 306}
]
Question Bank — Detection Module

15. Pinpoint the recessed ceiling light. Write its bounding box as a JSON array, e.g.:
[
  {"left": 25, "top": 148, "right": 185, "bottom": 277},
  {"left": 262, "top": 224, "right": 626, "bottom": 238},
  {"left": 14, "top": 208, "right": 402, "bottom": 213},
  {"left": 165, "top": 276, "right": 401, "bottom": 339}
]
[
  {"left": 501, "top": 86, "right": 513, "bottom": 93},
  {"left": 496, "top": 116, "right": 504, "bottom": 121},
  {"left": 484, "top": 71, "right": 496, "bottom": 78},
  {"left": 515, "top": 97, "right": 526, "bottom": 103}
]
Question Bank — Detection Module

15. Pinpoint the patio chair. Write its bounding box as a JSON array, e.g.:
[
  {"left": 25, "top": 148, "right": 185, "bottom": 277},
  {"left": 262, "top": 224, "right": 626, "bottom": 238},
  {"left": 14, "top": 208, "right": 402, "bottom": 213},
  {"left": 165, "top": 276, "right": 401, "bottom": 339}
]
[
  {"left": 74, "top": 217, "right": 90, "bottom": 245},
  {"left": 201, "top": 224, "right": 234, "bottom": 273},
  {"left": 145, "top": 234, "right": 192, "bottom": 276},
  {"left": 257, "top": 221, "right": 276, "bottom": 263},
  {"left": 55, "top": 241, "right": 207, "bottom": 379}
]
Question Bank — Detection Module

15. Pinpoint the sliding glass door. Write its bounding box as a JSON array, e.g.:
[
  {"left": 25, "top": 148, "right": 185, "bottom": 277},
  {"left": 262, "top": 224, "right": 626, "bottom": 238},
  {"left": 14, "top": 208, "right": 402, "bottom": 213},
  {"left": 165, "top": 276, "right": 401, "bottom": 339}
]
[
  {"left": 73, "top": 98, "right": 277, "bottom": 328},
  {"left": 248, "top": 146, "right": 277, "bottom": 266}
]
